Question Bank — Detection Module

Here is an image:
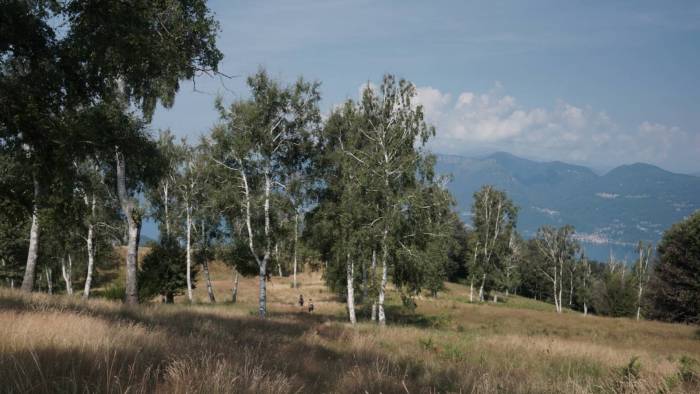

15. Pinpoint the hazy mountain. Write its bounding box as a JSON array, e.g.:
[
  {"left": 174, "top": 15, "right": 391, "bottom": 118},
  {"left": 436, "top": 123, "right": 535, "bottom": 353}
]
[{"left": 436, "top": 152, "right": 700, "bottom": 261}]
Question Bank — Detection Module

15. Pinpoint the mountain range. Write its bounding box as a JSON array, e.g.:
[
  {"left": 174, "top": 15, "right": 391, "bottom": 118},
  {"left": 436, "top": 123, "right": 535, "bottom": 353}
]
[{"left": 435, "top": 152, "right": 700, "bottom": 261}]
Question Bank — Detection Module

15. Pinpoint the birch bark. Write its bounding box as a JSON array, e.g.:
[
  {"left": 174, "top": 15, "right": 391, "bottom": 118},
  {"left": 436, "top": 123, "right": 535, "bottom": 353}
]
[{"left": 21, "top": 179, "right": 41, "bottom": 292}]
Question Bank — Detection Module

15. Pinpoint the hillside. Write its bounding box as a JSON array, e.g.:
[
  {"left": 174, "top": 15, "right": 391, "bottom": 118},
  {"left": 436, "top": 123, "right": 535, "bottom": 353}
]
[
  {"left": 436, "top": 152, "right": 700, "bottom": 260},
  {"left": 2, "top": 264, "right": 699, "bottom": 393}
]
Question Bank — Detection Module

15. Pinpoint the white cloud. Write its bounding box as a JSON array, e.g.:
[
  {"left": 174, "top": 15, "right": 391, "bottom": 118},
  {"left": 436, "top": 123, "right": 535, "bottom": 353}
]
[{"left": 414, "top": 84, "right": 699, "bottom": 171}]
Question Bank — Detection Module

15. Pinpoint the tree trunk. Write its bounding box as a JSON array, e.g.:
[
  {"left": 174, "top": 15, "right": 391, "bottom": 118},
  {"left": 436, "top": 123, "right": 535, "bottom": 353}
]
[
  {"left": 61, "top": 254, "right": 73, "bottom": 295},
  {"left": 231, "top": 270, "right": 239, "bottom": 303},
  {"left": 258, "top": 170, "right": 272, "bottom": 318},
  {"left": 202, "top": 259, "right": 215, "bottom": 303},
  {"left": 346, "top": 253, "right": 356, "bottom": 324},
  {"left": 478, "top": 273, "right": 486, "bottom": 302},
  {"left": 552, "top": 270, "right": 561, "bottom": 313},
  {"left": 185, "top": 205, "right": 193, "bottom": 303},
  {"left": 293, "top": 212, "right": 298, "bottom": 288},
  {"left": 116, "top": 149, "right": 140, "bottom": 305},
  {"left": 378, "top": 231, "right": 388, "bottom": 326},
  {"left": 258, "top": 263, "right": 267, "bottom": 317},
  {"left": 469, "top": 278, "right": 474, "bottom": 303},
  {"left": 636, "top": 288, "right": 642, "bottom": 321},
  {"left": 569, "top": 272, "right": 574, "bottom": 306},
  {"left": 275, "top": 243, "right": 283, "bottom": 277},
  {"left": 21, "top": 178, "right": 41, "bottom": 292},
  {"left": 583, "top": 302, "right": 588, "bottom": 316},
  {"left": 558, "top": 263, "right": 564, "bottom": 313},
  {"left": 163, "top": 181, "right": 170, "bottom": 237},
  {"left": 83, "top": 194, "right": 96, "bottom": 299},
  {"left": 45, "top": 267, "right": 52, "bottom": 295},
  {"left": 370, "top": 249, "right": 377, "bottom": 321},
  {"left": 361, "top": 256, "right": 367, "bottom": 303},
  {"left": 239, "top": 165, "right": 267, "bottom": 316}
]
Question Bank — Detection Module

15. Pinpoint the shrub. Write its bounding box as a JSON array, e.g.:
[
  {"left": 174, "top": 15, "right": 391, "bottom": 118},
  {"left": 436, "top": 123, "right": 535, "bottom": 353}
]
[
  {"left": 102, "top": 282, "right": 125, "bottom": 301},
  {"left": 138, "top": 236, "right": 194, "bottom": 303}
]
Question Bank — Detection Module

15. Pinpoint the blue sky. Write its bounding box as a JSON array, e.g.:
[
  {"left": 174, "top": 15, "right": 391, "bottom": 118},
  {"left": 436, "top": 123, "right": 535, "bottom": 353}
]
[{"left": 151, "top": 0, "right": 700, "bottom": 173}]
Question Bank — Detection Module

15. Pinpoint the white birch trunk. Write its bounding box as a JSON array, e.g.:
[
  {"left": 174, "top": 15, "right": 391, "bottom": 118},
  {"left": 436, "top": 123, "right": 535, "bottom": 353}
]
[
  {"left": 61, "top": 254, "right": 73, "bottom": 295},
  {"left": 371, "top": 249, "right": 377, "bottom": 321},
  {"left": 83, "top": 194, "right": 96, "bottom": 299},
  {"left": 469, "top": 278, "right": 474, "bottom": 303},
  {"left": 163, "top": 181, "right": 170, "bottom": 237},
  {"left": 378, "top": 229, "right": 388, "bottom": 326},
  {"left": 293, "top": 213, "right": 298, "bottom": 288},
  {"left": 21, "top": 178, "right": 41, "bottom": 292},
  {"left": 346, "top": 253, "right": 357, "bottom": 324},
  {"left": 231, "top": 270, "right": 239, "bottom": 303},
  {"left": 45, "top": 267, "right": 52, "bottom": 295},
  {"left": 202, "top": 258, "right": 215, "bottom": 303},
  {"left": 558, "top": 259, "right": 564, "bottom": 313},
  {"left": 478, "top": 273, "right": 486, "bottom": 302},
  {"left": 201, "top": 221, "right": 215, "bottom": 303},
  {"left": 239, "top": 165, "right": 265, "bottom": 315},
  {"left": 569, "top": 273, "right": 574, "bottom": 306},
  {"left": 259, "top": 170, "right": 272, "bottom": 318},
  {"left": 185, "top": 204, "right": 193, "bottom": 302},
  {"left": 276, "top": 243, "right": 282, "bottom": 277},
  {"left": 116, "top": 149, "right": 140, "bottom": 305}
]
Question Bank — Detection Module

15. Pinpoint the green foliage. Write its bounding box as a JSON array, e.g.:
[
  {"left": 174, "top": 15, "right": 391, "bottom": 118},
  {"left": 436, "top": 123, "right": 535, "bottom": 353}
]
[
  {"left": 469, "top": 185, "right": 518, "bottom": 295},
  {"left": 648, "top": 211, "right": 700, "bottom": 324},
  {"left": 678, "top": 356, "right": 699, "bottom": 384},
  {"left": 591, "top": 266, "right": 637, "bottom": 317},
  {"left": 619, "top": 356, "right": 642, "bottom": 381},
  {"left": 138, "top": 237, "right": 194, "bottom": 303},
  {"left": 210, "top": 69, "right": 321, "bottom": 274},
  {"left": 102, "top": 282, "right": 126, "bottom": 301}
]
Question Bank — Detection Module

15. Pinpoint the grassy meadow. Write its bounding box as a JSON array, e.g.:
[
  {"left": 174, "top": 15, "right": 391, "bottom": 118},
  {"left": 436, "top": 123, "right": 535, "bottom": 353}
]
[{"left": 1, "top": 261, "right": 699, "bottom": 393}]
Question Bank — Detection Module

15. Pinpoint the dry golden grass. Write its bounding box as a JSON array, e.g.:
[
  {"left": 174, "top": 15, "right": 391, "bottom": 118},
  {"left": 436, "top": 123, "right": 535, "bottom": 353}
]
[{"left": 1, "top": 263, "right": 699, "bottom": 393}]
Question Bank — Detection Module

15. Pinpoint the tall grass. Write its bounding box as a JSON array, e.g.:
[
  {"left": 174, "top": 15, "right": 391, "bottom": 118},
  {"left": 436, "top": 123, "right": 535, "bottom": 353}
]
[{"left": 1, "top": 267, "right": 699, "bottom": 393}]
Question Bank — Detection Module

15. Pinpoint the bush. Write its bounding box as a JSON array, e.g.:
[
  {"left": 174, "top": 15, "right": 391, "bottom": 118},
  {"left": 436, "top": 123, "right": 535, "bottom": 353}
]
[
  {"left": 102, "top": 282, "right": 126, "bottom": 301},
  {"left": 619, "top": 356, "right": 641, "bottom": 381},
  {"left": 592, "top": 270, "right": 637, "bottom": 317},
  {"left": 138, "top": 236, "right": 195, "bottom": 303}
]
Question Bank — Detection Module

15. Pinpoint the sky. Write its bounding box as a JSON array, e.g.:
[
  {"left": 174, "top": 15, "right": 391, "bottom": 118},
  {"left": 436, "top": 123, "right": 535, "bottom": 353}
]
[{"left": 151, "top": 0, "right": 700, "bottom": 174}]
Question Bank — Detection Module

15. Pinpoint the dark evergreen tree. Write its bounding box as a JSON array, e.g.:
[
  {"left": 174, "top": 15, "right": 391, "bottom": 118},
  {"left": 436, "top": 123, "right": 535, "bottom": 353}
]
[
  {"left": 138, "top": 236, "right": 193, "bottom": 303},
  {"left": 647, "top": 211, "right": 700, "bottom": 323}
]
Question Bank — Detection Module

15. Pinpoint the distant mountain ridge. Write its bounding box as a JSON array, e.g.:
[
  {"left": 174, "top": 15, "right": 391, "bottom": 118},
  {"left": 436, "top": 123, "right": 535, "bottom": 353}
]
[{"left": 435, "top": 152, "right": 700, "bottom": 261}]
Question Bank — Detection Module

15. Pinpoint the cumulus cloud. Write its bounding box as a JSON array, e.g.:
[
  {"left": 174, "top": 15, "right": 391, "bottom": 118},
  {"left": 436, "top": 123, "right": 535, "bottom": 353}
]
[{"left": 413, "top": 84, "right": 699, "bottom": 172}]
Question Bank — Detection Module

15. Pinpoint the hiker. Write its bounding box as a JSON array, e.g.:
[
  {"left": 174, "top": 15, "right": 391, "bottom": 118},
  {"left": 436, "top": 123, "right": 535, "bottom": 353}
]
[
  {"left": 298, "top": 294, "right": 304, "bottom": 307},
  {"left": 308, "top": 299, "right": 314, "bottom": 313}
]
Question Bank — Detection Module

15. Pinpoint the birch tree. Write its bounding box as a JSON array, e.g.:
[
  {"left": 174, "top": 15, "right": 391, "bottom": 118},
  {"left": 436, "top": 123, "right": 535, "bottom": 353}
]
[
  {"left": 470, "top": 185, "right": 517, "bottom": 302},
  {"left": 535, "top": 225, "right": 579, "bottom": 313},
  {"left": 149, "top": 131, "right": 186, "bottom": 238},
  {"left": 307, "top": 101, "right": 371, "bottom": 324},
  {"left": 578, "top": 252, "right": 592, "bottom": 316},
  {"left": 85, "top": 103, "right": 163, "bottom": 305},
  {"left": 351, "top": 76, "right": 435, "bottom": 325},
  {"left": 73, "top": 158, "right": 121, "bottom": 299},
  {"left": 210, "top": 70, "right": 320, "bottom": 318},
  {"left": 394, "top": 156, "right": 456, "bottom": 300},
  {"left": 633, "top": 240, "right": 653, "bottom": 320}
]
